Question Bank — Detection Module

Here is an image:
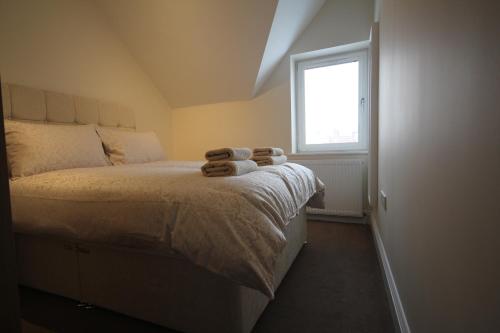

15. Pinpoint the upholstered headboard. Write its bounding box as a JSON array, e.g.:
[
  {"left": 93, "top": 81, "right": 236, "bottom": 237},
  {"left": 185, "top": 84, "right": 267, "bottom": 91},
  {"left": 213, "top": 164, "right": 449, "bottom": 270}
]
[{"left": 1, "top": 83, "right": 135, "bottom": 129}]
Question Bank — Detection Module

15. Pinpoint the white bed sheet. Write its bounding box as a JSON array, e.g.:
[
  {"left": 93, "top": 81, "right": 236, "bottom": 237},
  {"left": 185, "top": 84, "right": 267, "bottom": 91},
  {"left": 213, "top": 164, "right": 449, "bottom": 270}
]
[{"left": 10, "top": 161, "right": 321, "bottom": 297}]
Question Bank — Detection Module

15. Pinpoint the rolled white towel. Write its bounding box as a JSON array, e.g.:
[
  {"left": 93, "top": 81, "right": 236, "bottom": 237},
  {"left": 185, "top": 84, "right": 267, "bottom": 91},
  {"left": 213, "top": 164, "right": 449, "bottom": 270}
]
[
  {"left": 252, "top": 155, "right": 287, "bottom": 166},
  {"left": 205, "top": 147, "right": 252, "bottom": 161},
  {"left": 201, "top": 160, "right": 258, "bottom": 177},
  {"left": 253, "top": 147, "right": 285, "bottom": 157}
]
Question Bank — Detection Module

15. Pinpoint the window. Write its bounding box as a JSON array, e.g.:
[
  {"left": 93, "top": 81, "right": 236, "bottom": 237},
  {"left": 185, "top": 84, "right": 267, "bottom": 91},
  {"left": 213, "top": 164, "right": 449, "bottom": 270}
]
[{"left": 291, "top": 42, "right": 369, "bottom": 153}]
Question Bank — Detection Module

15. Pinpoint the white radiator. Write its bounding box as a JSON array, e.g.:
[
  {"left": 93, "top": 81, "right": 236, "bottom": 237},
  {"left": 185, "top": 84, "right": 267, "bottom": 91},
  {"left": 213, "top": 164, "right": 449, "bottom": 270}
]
[{"left": 294, "top": 159, "right": 365, "bottom": 217}]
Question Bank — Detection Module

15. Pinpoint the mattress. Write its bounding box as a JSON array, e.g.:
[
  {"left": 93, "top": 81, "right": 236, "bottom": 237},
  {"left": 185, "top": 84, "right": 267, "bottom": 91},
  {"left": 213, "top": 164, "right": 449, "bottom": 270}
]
[{"left": 10, "top": 161, "right": 322, "bottom": 297}]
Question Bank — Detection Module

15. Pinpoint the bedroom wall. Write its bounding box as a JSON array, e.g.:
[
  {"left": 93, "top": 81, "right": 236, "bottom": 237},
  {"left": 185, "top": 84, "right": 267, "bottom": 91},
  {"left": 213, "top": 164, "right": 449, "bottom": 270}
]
[
  {"left": 375, "top": 0, "right": 500, "bottom": 332},
  {"left": 0, "top": 0, "right": 173, "bottom": 155},
  {"left": 171, "top": 0, "right": 374, "bottom": 160}
]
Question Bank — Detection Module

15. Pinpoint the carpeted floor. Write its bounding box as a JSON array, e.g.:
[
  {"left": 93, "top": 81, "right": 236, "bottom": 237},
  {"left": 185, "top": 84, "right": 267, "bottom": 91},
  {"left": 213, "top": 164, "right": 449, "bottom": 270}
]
[{"left": 20, "top": 221, "right": 395, "bottom": 333}]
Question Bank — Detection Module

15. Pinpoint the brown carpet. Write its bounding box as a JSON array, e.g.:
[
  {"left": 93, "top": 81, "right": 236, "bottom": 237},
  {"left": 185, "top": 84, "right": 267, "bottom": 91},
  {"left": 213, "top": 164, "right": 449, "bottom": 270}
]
[{"left": 20, "top": 221, "right": 395, "bottom": 333}]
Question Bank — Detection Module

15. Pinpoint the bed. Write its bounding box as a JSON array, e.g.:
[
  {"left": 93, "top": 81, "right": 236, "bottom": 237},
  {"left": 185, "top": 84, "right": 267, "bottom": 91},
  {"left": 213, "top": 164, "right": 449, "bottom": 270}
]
[{"left": 3, "top": 83, "right": 324, "bottom": 333}]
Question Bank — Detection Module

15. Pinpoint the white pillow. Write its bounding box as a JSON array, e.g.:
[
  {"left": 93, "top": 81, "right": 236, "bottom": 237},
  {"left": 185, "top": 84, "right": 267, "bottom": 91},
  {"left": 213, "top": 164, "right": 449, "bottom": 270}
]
[
  {"left": 96, "top": 127, "right": 166, "bottom": 165},
  {"left": 5, "top": 121, "right": 109, "bottom": 178}
]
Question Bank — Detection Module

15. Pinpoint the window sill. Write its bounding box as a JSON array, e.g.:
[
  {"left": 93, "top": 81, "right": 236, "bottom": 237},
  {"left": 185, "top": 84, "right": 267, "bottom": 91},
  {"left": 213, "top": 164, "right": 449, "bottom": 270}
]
[{"left": 289, "top": 150, "right": 368, "bottom": 160}]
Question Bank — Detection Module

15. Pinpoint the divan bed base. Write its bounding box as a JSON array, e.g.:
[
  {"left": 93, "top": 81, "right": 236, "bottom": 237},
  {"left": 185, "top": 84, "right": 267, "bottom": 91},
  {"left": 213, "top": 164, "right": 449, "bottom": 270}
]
[{"left": 15, "top": 207, "right": 307, "bottom": 333}]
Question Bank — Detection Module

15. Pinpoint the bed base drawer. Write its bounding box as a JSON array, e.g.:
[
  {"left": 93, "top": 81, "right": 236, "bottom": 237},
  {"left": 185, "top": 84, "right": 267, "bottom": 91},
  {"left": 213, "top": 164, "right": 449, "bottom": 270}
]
[
  {"left": 15, "top": 207, "right": 307, "bottom": 333},
  {"left": 15, "top": 234, "right": 81, "bottom": 300}
]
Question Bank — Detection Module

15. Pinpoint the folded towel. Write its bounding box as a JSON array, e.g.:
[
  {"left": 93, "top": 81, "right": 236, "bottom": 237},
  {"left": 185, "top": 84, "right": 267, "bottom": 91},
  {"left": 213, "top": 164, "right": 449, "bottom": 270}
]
[
  {"left": 205, "top": 147, "right": 252, "bottom": 161},
  {"left": 252, "top": 155, "right": 287, "bottom": 166},
  {"left": 201, "top": 160, "right": 258, "bottom": 177},
  {"left": 253, "top": 147, "right": 285, "bottom": 157}
]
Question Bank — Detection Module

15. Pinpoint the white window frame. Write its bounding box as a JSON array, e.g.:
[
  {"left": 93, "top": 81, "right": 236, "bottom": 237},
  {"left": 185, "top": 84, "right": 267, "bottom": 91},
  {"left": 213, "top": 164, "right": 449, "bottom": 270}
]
[{"left": 291, "top": 41, "right": 370, "bottom": 154}]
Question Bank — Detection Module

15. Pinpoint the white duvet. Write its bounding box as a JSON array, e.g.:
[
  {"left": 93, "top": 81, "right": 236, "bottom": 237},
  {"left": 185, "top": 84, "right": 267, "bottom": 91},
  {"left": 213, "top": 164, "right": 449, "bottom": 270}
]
[{"left": 10, "top": 161, "right": 323, "bottom": 298}]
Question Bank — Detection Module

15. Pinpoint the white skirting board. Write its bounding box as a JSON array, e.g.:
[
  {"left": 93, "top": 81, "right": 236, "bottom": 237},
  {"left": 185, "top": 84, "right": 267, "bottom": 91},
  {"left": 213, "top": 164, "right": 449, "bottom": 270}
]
[{"left": 370, "top": 215, "right": 411, "bottom": 333}]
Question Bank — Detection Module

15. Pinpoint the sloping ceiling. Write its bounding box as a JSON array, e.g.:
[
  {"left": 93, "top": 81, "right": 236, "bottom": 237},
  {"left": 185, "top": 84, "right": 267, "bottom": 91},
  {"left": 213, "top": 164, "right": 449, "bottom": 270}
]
[
  {"left": 93, "top": 0, "right": 325, "bottom": 108},
  {"left": 94, "top": 0, "right": 277, "bottom": 108},
  {"left": 253, "top": 0, "right": 326, "bottom": 97}
]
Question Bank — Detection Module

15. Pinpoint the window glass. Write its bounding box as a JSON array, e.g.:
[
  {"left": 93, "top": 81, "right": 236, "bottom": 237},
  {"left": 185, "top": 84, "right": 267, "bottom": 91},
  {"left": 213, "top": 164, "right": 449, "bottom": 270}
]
[
  {"left": 304, "top": 61, "right": 359, "bottom": 145},
  {"left": 292, "top": 46, "right": 368, "bottom": 153}
]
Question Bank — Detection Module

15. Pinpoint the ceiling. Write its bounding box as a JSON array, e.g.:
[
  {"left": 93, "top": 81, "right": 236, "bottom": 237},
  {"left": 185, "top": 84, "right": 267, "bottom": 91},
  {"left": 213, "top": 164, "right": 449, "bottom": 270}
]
[{"left": 93, "top": 0, "right": 325, "bottom": 108}]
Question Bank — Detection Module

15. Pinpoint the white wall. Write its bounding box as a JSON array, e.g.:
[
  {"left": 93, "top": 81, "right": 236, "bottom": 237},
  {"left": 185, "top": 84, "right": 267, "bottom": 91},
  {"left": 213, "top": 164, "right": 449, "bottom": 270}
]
[
  {"left": 171, "top": 0, "right": 374, "bottom": 160},
  {"left": 376, "top": 0, "right": 500, "bottom": 331},
  {"left": 0, "top": 0, "right": 172, "bottom": 154}
]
